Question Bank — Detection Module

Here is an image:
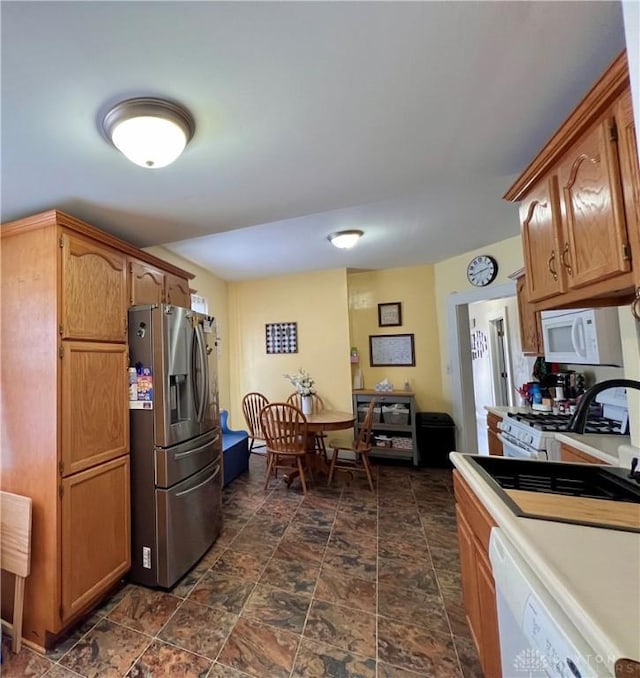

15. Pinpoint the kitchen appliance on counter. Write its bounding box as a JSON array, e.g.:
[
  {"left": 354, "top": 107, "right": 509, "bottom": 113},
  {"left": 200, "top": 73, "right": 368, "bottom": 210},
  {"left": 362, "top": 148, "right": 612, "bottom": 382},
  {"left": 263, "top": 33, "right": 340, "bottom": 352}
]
[
  {"left": 128, "top": 304, "right": 222, "bottom": 588},
  {"left": 498, "top": 388, "right": 628, "bottom": 460},
  {"left": 540, "top": 307, "right": 623, "bottom": 366},
  {"left": 490, "top": 528, "right": 614, "bottom": 677}
]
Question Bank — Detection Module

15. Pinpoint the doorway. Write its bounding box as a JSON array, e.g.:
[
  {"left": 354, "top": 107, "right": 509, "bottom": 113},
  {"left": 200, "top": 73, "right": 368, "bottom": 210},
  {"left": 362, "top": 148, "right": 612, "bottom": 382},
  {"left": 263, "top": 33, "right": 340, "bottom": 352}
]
[
  {"left": 447, "top": 281, "right": 517, "bottom": 453},
  {"left": 489, "top": 315, "right": 513, "bottom": 407}
]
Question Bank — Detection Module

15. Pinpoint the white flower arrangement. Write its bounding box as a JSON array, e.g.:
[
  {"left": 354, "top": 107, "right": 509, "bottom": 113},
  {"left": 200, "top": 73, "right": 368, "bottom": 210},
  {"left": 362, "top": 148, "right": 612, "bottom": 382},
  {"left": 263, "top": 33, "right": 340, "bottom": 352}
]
[{"left": 284, "top": 368, "right": 316, "bottom": 397}]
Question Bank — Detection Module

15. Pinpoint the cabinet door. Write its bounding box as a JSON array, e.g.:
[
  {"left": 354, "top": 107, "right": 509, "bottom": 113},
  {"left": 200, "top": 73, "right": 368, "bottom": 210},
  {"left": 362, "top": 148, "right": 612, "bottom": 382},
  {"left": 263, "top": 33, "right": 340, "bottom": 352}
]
[
  {"left": 487, "top": 428, "right": 503, "bottom": 457},
  {"left": 455, "top": 505, "right": 481, "bottom": 654},
  {"left": 129, "top": 259, "right": 165, "bottom": 306},
  {"left": 615, "top": 90, "right": 640, "bottom": 289},
  {"left": 520, "top": 177, "right": 565, "bottom": 302},
  {"left": 61, "top": 342, "right": 129, "bottom": 476},
  {"left": 557, "top": 116, "right": 630, "bottom": 289},
  {"left": 515, "top": 275, "right": 542, "bottom": 356},
  {"left": 165, "top": 274, "right": 191, "bottom": 307},
  {"left": 476, "top": 550, "right": 502, "bottom": 678},
  {"left": 61, "top": 233, "right": 127, "bottom": 342},
  {"left": 61, "top": 455, "right": 130, "bottom": 622},
  {"left": 559, "top": 444, "right": 604, "bottom": 464}
]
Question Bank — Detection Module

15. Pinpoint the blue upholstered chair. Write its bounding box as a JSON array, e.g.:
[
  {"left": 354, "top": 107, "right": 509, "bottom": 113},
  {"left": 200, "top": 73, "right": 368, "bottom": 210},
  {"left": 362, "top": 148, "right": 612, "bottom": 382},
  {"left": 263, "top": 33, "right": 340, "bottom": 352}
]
[{"left": 220, "top": 410, "right": 250, "bottom": 486}]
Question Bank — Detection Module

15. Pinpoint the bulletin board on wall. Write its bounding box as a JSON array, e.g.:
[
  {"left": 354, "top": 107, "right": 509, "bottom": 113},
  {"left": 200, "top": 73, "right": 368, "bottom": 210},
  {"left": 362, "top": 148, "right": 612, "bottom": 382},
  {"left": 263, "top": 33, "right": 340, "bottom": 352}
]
[{"left": 369, "top": 334, "right": 415, "bottom": 366}]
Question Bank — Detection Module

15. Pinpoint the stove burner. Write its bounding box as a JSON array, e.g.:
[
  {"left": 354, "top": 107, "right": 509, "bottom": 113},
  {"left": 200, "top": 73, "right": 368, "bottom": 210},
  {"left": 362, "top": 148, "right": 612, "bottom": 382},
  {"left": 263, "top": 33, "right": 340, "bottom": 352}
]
[{"left": 507, "top": 412, "right": 624, "bottom": 434}]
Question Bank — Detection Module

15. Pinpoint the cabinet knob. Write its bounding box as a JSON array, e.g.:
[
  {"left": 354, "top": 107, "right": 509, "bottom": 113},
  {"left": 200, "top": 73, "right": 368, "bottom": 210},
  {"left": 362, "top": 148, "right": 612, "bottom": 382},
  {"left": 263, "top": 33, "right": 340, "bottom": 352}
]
[
  {"left": 561, "top": 242, "right": 572, "bottom": 275},
  {"left": 547, "top": 250, "right": 557, "bottom": 281}
]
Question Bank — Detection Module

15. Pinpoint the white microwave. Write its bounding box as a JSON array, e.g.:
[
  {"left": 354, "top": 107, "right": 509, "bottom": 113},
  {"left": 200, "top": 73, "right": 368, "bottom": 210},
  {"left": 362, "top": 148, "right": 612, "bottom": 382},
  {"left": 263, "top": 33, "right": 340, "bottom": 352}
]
[{"left": 540, "top": 308, "right": 623, "bottom": 366}]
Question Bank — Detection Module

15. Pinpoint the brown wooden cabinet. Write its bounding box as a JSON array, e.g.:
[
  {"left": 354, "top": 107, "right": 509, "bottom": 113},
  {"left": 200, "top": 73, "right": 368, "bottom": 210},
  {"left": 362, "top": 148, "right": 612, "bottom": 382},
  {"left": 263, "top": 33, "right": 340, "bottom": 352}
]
[
  {"left": 128, "top": 259, "right": 191, "bottom": 308},
  {"left": 61, "top": 232, "right": 127, "bottom": 342},
  {"left": 165, "top": 272, "right": 191, "bottom": 307},
  {"left": 505, "top": 52, "right": 639, "bottom": 312},
  {"left": 61, "top": 455, "right": 130, "bottom": 621},
  {"left": 559, "top": 443, "right": 607, "bottom": 464},
  {"left": 520, "top": 177, "right": 565, "bottom": 302},
  {"left": 556, "top": 112, "right": 631, "bottom": 290},
  {"left": 453, "top": 471, "right": 501, "bottom": 678},
  {"left": 129, "top": 259, "right": 165, "bottom": 305},
  {"left": 61, "top": 342, "right": 129, "bottom": 476},
  {"left": 514, "top": 271, "right": 543, "bottom": 356},
  {"left": 487, "top": 412, "right": 503, "bottom": 456},
  {"left": 0, "top": 210, "right": 193, "bottom": 650}
]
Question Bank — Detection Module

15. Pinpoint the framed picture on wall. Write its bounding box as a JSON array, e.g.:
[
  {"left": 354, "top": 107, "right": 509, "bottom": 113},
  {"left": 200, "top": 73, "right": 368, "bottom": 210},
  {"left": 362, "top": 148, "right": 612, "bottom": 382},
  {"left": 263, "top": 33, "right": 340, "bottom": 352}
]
[
  {"left": 369, "top": 334, "right": 415, "bottom": 366},
  {"left": 265, "top": 322, "right": 298, "bottom": 354},
  {"left": 378, "top": 302, "right": 402, "bottom": 327}
]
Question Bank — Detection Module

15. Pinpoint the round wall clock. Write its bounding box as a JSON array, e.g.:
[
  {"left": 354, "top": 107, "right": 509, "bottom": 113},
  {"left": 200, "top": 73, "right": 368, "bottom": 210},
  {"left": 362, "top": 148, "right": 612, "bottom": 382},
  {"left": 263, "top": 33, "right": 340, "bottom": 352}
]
[{"left": 467, "top": 255, "right": 498, "bottom": 287}]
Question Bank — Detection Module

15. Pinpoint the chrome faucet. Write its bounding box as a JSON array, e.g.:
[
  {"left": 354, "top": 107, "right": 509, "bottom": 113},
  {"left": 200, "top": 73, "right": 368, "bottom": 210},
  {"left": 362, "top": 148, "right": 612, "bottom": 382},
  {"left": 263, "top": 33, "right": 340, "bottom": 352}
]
[{"left": 567, "top": 379, "right": 640, "bottom": 434}]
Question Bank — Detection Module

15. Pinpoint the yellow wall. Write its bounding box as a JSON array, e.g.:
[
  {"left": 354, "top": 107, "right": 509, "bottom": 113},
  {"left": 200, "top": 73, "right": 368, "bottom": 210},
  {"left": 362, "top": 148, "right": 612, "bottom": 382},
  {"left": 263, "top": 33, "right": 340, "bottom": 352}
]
[
  {"left": 434, "top": 235, "right": 524, "bottom": 412},
  {"left": 347, "top": 266, "right": 445, "bottom": 412},
  {"left": 227, "top": 268, "right": 353, "bottom": 429},
  {"left": 143, "top": 246, "right": 231, "bottom": 413}
]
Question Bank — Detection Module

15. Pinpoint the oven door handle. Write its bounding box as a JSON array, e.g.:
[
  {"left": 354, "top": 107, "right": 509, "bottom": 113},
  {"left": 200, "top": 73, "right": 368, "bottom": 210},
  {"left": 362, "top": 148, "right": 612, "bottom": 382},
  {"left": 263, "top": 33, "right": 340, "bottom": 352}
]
[{"left": 498, "top": 433, "right": 548, "bottom": 460}]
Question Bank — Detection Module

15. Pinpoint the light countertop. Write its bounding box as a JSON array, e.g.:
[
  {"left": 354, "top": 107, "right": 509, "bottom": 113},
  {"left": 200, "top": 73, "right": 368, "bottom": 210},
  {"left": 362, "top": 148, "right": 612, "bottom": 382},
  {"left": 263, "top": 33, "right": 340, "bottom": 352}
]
[
  {"left": 450, "top": 451, "right": 640, "bottom": 673},
  {"left": 555, "top": 432, "right": 632, "bottom": 465},
  {"left": 484, "top": 405, "right": 530, "bottom": 417}
]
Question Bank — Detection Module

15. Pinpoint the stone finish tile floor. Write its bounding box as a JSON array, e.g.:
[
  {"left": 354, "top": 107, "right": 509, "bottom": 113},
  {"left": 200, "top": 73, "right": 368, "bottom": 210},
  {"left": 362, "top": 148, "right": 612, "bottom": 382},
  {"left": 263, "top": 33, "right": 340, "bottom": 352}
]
[{"left": 1, "top": 456, "right": 482, "bottom": 677}]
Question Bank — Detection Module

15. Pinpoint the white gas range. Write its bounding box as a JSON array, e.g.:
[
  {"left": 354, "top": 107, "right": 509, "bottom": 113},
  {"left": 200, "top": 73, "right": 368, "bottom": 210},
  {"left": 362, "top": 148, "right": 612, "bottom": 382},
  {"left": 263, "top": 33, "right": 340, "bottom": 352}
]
[{"left": 497, "top": 388, "right": 629, "bottom": 461}]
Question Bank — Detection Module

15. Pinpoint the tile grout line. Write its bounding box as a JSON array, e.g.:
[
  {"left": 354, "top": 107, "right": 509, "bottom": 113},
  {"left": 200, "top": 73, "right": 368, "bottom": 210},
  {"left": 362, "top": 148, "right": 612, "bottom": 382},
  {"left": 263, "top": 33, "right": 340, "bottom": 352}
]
[
  {"left": 211, "top": 486, "right": 283, "bottom": 670},
  {"left": 287, "top": 482, "right": 342, "bottom": 677}
]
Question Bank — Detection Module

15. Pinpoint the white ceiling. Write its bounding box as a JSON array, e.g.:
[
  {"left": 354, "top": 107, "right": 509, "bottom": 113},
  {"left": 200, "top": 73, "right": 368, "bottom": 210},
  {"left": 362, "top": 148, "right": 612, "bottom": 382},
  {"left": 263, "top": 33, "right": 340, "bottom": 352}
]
[{"left": 1, "top": 2, "right": 626, "bottom": 280}]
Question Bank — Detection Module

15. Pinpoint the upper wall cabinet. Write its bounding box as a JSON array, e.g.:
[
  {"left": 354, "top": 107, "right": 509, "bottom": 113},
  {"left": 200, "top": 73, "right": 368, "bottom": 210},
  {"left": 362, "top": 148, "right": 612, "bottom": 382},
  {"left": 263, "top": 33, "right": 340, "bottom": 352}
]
[
  {"left": 164, "top": 273, "right": 191, "bottom": 308},
  {"left": 128, "top": 260, "right": 192, "bottom": 308},
  {"left": 514, "top": 272, "right": 543, "bottom": 356},
  {"left": 61, "top": 232, "right": 127, "bottom": 342},
  {"left": 129, "top": 260, "right": 165, "bottom": 306},
  {"left": 505, "top": 52, "right": 639, "bottom": 312},
  {"left": 556, "top": 110, "right": 630, "bottom": 290},
  {"left": 520, "top": 177, "right": 565, "bottom": 302}
]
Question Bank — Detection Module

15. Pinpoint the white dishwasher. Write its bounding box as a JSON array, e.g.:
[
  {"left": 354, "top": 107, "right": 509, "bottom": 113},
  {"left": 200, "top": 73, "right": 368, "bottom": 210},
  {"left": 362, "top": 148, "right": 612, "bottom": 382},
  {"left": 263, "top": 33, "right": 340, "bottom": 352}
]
[{"left": 489, "top": 528, "right": 613, "bottom": 678}]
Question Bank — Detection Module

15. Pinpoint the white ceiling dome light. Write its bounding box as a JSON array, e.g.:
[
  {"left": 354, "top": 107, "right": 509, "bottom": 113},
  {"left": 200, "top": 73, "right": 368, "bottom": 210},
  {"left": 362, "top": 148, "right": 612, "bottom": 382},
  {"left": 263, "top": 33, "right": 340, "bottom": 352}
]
[
  {"left": 102, "top": 97, "right": 195, "bottom": 169},
  {"left": 327, "top": 230, "right": 364, "bottom": 249}
]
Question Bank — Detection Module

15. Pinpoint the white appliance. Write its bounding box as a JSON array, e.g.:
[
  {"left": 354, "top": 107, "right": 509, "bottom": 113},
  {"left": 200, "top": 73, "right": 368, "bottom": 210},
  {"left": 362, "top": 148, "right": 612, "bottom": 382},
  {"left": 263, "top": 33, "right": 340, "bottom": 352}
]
[
  {"left": 497, "top": 388, "right": 628, "bottom": 460},
  {"left": 498, "top": 415, "right": 561, "bottom": 460},
  {"left": 489, "top": 528, "right": 613, "bottom": 677},
  {"left": 540, "top": 308, "right": 623, "bottom": 366}
]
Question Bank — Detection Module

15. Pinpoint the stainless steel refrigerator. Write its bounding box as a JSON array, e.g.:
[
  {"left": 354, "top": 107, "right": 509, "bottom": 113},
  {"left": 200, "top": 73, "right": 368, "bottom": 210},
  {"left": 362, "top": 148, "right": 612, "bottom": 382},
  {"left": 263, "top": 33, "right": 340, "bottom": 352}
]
[{"left": 128, "top": 304, "right": 222, "bottom": 588}]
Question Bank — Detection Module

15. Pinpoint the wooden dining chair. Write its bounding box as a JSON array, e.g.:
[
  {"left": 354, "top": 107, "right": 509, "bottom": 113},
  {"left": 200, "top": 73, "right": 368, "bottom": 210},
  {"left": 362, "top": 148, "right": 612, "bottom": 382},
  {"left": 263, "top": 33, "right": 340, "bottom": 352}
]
[
  {"left": 1, "top": 490, "right": 32, "bottom": 653},
  {"left": 327, "top": 399, "right": 376, "bottom": 492},
  {"left": 260, "top": 403, "right": 310, "bottom": 494},
  {"left": 242, "top": 392, "right": 269, "bottom": 454},
  {"left": 286, "top": 392, "right": 327, "bottom": 461}
]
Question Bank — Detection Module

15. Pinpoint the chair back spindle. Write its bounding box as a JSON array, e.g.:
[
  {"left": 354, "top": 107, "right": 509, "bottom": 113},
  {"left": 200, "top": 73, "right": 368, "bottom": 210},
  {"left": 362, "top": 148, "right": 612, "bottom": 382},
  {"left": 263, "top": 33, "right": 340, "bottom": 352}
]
[{"left": 242, "top": 392, "right": 269, "bottom": 453}]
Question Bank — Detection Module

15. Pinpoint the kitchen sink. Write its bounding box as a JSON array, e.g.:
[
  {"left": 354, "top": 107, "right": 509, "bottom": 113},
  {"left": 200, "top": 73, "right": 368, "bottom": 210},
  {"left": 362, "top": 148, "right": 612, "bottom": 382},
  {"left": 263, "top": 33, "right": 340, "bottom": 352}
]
[{"left": 469, "top": 456, "right": 640, "bottom": 503}]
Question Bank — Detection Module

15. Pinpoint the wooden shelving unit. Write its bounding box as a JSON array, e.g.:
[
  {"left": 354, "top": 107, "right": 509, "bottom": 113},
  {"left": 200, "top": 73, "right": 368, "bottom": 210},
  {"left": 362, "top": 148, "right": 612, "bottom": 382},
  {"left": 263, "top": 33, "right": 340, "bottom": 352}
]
[{"left": 352, "top": 389, "right": 418, "bottom": 466}]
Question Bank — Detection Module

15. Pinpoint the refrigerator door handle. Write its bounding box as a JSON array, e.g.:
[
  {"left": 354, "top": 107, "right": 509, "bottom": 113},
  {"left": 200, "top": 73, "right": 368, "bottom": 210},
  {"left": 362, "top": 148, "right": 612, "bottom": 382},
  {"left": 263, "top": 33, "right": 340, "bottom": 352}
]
[
  {"left": 192, "top": 326, "right": 206, "bottom": 422},
  {"left": 173, "top": 434, "right": 220, "bottom": 460},
  {"left": 195, "top": 323, "right": 208, "bottom": 422},
  {"left": 175, "top": 463, "right": 220, "bottom": 497},
  {"left": 202, "top": 324, "right": 211, "bottom": 417}
]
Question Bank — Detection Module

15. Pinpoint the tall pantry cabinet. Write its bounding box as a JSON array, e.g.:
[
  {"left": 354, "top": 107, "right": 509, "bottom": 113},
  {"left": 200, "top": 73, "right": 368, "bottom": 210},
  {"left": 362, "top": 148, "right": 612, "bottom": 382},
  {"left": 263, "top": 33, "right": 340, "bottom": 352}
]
[{"left": 0, "top": 210, "right": 193, "bottom": 650}]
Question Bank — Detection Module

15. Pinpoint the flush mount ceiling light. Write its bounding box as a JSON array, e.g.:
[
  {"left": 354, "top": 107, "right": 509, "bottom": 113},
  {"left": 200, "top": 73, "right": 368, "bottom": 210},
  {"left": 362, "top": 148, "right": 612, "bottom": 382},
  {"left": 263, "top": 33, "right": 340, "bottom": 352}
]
[
  {"left": 327, "top": 230, "right": 364, "bottom": 249},
  {"left": 102, "top": 97, "right": 195, "bottom": 168}
]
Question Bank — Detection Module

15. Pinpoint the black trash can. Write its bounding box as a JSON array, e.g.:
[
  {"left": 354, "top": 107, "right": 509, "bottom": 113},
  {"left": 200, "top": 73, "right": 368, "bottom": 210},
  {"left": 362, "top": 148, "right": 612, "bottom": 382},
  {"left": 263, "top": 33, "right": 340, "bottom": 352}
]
[{"left": 416, "top": 412, "right": 456, "bottom": 467}]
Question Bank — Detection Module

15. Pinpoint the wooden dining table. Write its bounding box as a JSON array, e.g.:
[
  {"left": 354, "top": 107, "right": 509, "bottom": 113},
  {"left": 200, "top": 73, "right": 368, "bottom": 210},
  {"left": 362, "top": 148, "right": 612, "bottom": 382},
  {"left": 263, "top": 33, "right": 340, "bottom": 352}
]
[{"left": 283, "top": 409, "right": 355, "bottom": 488}]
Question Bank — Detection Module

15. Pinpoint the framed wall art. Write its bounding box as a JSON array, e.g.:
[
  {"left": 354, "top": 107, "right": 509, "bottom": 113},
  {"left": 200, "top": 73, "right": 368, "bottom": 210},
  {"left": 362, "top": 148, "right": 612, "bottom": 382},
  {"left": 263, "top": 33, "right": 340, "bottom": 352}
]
[
  {"left": 377, "top": 302, "right": 402, "bottom": 327},
  {"left": 265, "top": 322, "right": 298, "bottom": 354},
  {"left": 369, "top": 333, "right": 415, "bottom": 366}
]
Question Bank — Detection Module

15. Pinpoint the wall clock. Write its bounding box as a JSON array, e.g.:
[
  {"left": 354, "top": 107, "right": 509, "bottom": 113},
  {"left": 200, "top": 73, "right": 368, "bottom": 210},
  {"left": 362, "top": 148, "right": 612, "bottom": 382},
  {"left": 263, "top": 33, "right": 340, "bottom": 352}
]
[{"left": 467, "top": 255, "right": 498, "bottom": 287}]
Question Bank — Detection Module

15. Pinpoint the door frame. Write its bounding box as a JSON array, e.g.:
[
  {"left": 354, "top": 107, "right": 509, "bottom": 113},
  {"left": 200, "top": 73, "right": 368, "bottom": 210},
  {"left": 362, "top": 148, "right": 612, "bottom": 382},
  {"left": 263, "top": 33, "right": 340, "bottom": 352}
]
[{"left": 447, "top": 281, "right": 516, "bottom": 453}]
